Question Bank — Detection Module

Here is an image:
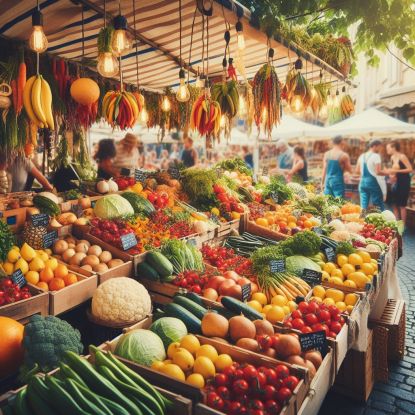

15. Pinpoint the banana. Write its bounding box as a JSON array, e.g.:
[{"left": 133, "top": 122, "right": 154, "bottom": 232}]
[
  {"left": 40, "top": 77, "right": 54, "bottom": 130},
  {"left": 125, "top": 92, "right": 139, "bottom": 121},
  {"left": 23, "top": 76, "right": 43, "bottom": 127},
  {"left": 31, "top": 76, "right": 47, "bottom": 126}
]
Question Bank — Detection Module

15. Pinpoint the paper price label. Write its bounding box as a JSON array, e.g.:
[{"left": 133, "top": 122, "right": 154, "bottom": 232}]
[
  {"left": 269, "top": 259, "right": 285, "bottom": 273},
  {"left": 120, "top": 233, "right": 138, "bottom": 251}
]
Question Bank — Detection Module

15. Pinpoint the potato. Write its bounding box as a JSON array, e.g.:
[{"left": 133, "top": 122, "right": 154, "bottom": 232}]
[
  {"left": 82, "top": 255, "right": 100, "bottom": 267},
  {"left": 107, "top": 259, "right": 124, "bottom": 269},
  {"left": 62, "top": 248, "right": 76, "bottom": 263},
  {"left": 75, "top": 242, "right": 89, "bottom": 254},
  {"left": 87, "top": 245, "right": 102, "bottom": 257},
  {"left": 99, "top": 251, "right": 112, "bottom": 264},
  {"left": 93, "top": 263, "right": 109, "bottom": 273},
  {"left": 53, "top": 239, "right": 68, "bottom": 255},
  {"left": 69, "top": 252, "right": 87, "bottom": 266}
]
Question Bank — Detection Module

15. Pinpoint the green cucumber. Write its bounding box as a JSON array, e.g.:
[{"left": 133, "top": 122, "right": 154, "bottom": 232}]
[
  {"left": 210, "top": 304, "right": 237, "bottom": 319},
  {"left": 64, "top": 379, "right": 108, "bottom": 415},
  {"left": 145, "top": 251, "right": 173, "bottom": 278},
  {"left": 137, "top": 261, "right": 160, "bottom": 281},
  {"left": 185, "top": 291, "right": 203, "bottom": 305},
  {"left": 164, "top": 303, "right": 202, "bottom": 333},
  {"left": 173, "top": 295, "right": 209, "bottom": 319},
  {"left": 221, "top": 296, "right": 263, "bottom": 320}
]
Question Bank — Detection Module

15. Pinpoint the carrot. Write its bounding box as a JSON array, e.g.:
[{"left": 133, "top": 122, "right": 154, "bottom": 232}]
[
  {"left": 17, "top": 61, "right": 26, "bottom": 114},
  {"left": 10, "top": 79, "right": 18, "bottom": 113}
]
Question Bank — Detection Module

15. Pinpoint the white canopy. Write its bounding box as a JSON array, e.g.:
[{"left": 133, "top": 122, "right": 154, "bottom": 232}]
[{"left": 326, "top": 108, "right": 415, "bottom": 137}]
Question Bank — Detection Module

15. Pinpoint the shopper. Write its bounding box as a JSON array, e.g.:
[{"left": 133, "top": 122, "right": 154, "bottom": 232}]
[
  {"left": 181, "top": 137, "right": 198, "bottom": 167},
  {"left": 322, "top": 135, "right": 352, "bottom": 198},
  {"left": 242, "top": 146, "right": 254, "bottom": 169},
  {"left": 276, "top": 139, "right": 294, "bottom": 170},
  {"left": 169, "top": 143, "right": 180, "bottom": 161},
  {"left": 356, "top": 139, "right": 388, "bottom": 211},
  {"left": 286, "top": 146, "right": 308, "bottom": 182},
  {"left": 386, "top": 141, "right": 413, "bottom": 222},
  {"left": 159, "top": 149, "right": 170, "bottom": 170},
  {"left": 113, "top": 133, "right": 140, "bottom": 171},
  {"left": 94, "top": 139, "right": 118, "bottom": 179}
]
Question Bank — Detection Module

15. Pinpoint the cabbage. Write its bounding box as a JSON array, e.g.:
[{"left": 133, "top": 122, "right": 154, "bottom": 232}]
[
  {"left": 150, "top": 317, "right": 188, "bottom": 348},
  {"left": 286, "top": 255, "right": 322, "bottom": 277},
  {"left": 115, "top": 329, "right": 166, "bottom": 366},
  {"left": 381, "top": 210, "right": 396, "bottom": 222},
  {"left": 93, "top": 194, "right": 134, "bottom": 219}
]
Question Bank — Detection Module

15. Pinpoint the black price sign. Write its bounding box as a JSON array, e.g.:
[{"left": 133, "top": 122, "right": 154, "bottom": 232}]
[
  {"left": 324, "top": 247, "right": 336, "bottom": 262},
  {"left": 168, "top": 166, "right": 181, "bottom": 180},
  {"left": 312, "top": 226, "right": 323, "bottom": 235},
  {"left": 43, "top": 230, "right": 58, "bottom": 248},
  {"left": 299, "top": 331, "right": 328, "bottom": 357},
  {"left": 120, "top": 233, "right": 137, "bottom": 251},
  {"left": 120, "top": 168, "right": 131, "bottom": 177},
  {"left": 135, "top": 169, "right": 147, "bottom": 183},
  {"left": 241, "top": 284, "right": 251, "bottom": 302},
  {"left": 71, "top": 204, "right": 84, "bottom": 218},
  {"left": 269, "top": 259, "right": 285, "bottom": 273},
  {"left": 187, "top": 238, "right": 197, "bottom": 247},
  {"left": 30, "top": 213, "right": 49, "bottom": 227},
  {"left": 302, "top": 268, "right": 322, "bottom": 286},
  {"left": 270, "top": 191, "right": 279, "bottom": 203},
  {"left": 11, "top": 269, "right": 26, "bottom": 288},
  {"left": 262, "top": 166, "right": 269, "bottom": 176}
]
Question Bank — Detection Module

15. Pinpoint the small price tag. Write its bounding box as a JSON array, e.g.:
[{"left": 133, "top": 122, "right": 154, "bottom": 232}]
[
  {"left": 120, "top": 233, "right": 137, "bottom": 251},
  {"left": 324, "top": 247, "right": 336, "bottom": 262},
  {"left": 312, "top": 226, "right": 323, "bottom": 235},
  {"left": 71, "top": 204, "right": 84, "bottom": 218},
  {"left": 168, "top": 166, "right": 181, "bottom": 180},
  {"left": 135, "top": 169, "right": 147, "bottom": 183},
  {"left": 270, "top": 191, "right": 279, "bottom": 203},
  {"left": 120, "top": 168, "right": 131, "bottom": 177},
  {"left": 262, "top": 166, "right": 268, "bottom": 176},
  {"left": 11, "top": 269, "right": 26, "bottom": 288},
  {"left": 187, "top": 238, "right": 197, "bottom": 247},
  {"left": 299, "top": 331, "right": 328, "bottom": 357},
  {"left": 30, "top": 213, "right": 49, "bottom": 227},
  {"left": 269, "top": 259, "right": 285, "bottom": 273},
  {"left": 302, "top": 268, "right": 322, "bottom": 286},
  {"left": 241, "top": 283, "right": 251, "bottom": 302},
  {"left": 43, "top": 230, "right": 58, "bottom": 248}
]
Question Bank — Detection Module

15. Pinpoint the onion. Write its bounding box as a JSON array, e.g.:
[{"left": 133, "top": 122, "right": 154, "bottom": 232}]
[
  {"left": 236, "top": 338, "right": 259, "bottom": 352},
  {"left": 304, "top": 351, "right": 322, "bottom": 370},
  {"left": 223, "top": 271, "right": 240, "bottom": 281},
  {"left": 202, "top": 288, "right": 218, "bottom": 301},
  {"left": 206, "top": 276, "right": 226, "bottom": 291},
  {"left": 218, "top": 279, "right": 236, "bottom": 296},
  {"left": 275, "top": 334, "right": 301, "bottom": 359}
]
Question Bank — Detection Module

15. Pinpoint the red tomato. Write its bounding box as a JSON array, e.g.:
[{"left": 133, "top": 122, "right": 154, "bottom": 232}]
[
  {"left": 291, "top": 310, "right": 303, "bottom": 319},
  {"left": 275, "top": 364, "right": 290, "bottom": 380},
  {"left": 207, "top": 392, "right": 224, "bottom": 410},
  {"left": 265, "top": 368, "right": 278, "bottom": 384},
  {"left": 307, "top": 301, "right": 320, "bottom": 314},
  {"left": 282, "top": 376, "right": 299, "bottom": 391},
  {"left": 292, "top": 318, "right": 305, "bottom": 330},
  {"left": 298, "top": 301, "right": 309, "bottom": 314},
  {"left": 216, "top": 386, "right": 230, "bottom": 400},
  {"left": 270, "top": 335, "right": 280, "bottom": 348},
  {"left": 263, "top": 385, "right": 277, "bottom": 400},
  {"left": 304, "top": 313, "right": 318, "bottom": 325},
  {"left": 330, "top": 321, "right": 342, "bottom": 334},
  {"left": 318, "top": 310, "right": 331, "bottom": 323},
  {"left": 328, "top": 331, "right": 338, "bottom": 338},
  {"left": 233, "top": 379, "right": 249, "bottom": 395},
  {"left": 257, "top": 335, "right": 273, "bottom": 351},
  {"left": 311, "top": 323, "right": 325, "bottom": 333},
  {"left": 264, "top": 400, "right": 281, "bottom": 413},
  {"left": 249, "top": 400, "right": 264, "bottom": 410},
  {"left": 301, "top": 326, "right": 313, "bottom": 334},
  {"left": 276, "top": 387, "right": 292, "bottom": 403},
  {"left": 214, "top": 373, "right": 229, "bottom": 386},
  {"left": 243, "top": 365, "right": 258, "bottom": 381},
  {"left": 229, "top": 401, "right": 242, "bottom": 414}
]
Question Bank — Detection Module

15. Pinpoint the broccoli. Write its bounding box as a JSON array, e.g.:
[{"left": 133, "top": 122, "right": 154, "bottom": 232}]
[
  {"left": 280, "top": 230, "right": 322, "bottom": 257},
  {"left": 335, "top": 241, "right": 355, "bottom": 256},
  {"left": 20, "top": 315, "right": 83, "bottom": 380}
]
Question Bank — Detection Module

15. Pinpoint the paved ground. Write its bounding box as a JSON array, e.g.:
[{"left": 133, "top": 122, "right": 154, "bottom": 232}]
[{"left": 319, "top": 230, "right": 415, "bottom": 415}]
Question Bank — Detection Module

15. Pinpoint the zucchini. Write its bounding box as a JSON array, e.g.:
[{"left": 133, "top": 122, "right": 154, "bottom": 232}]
[
  {"left": 121, "top": 192, "right": 155, "bottom": 216},
  {"left": 173, "top": 295, "right": 208, "bottom": 319},
  {"left": 221, "top": 296, "right": 263, "bottom": 320},
  {"left": 164, "top": 303, "right": 202, "bottom": 333},
  {"left": 136, "top": 262, "right": 160, "bottom": 281},
  {"left": 185, "top": 291, "right": 203, "bottom": 305},
  {"left": 145, "top": 251, "right": 173, "bottom": 278},
  {"left": 33, "top": 195, "right": 60, "bottom": 216},
  {"left": 210, "top": 304, "right": 237, "bottom": 319}
]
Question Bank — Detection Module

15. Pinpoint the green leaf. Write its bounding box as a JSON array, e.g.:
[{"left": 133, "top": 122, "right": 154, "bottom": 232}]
[{"left": 403, "top": 47, "right": 414, "bottom": 61}]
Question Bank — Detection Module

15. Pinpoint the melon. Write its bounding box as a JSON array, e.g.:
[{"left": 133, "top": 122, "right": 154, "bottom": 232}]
[{"left": 70, "top": 78, "right": 100, "bottom": 105}]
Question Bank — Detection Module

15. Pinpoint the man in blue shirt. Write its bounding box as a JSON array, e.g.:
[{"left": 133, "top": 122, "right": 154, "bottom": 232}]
[{"left": 276, "top": 139, "right": 294, "bottom": 170}]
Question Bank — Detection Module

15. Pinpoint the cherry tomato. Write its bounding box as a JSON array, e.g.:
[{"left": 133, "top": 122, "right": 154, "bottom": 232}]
[
  {"left": 214, "top": 373, "right": 229, "bottom": 387},
  {"left": 251, "top": 371, "right": 267, "bottom": 390},
  {"left": 282, "top": 375, "right": 299, "bottom": 391},
  {"left": 307, "top": 301, "right": 320, "bottom": 314},
  {"left": 304, "top": 313, "right": 318, "bottom": 325},
  {"left": 298, "top": 301, "right": 309, "bottom": 314},
  {"left": 318, "top": 310, "right": 331, "bottom": 323},
  {"left": 249, "top": 400, "right": 264, "bottom": 410},
  {"left": 265, "top": 368, "right": 278, "bottom": 384},
  {"left": 257, "top": 335, "right": 273, "bottom": 351},
  {"left": 328, "top": 331, "right": 338, "bottom": 338},
  {"left": 216, "top": 386, "right": 230, "bottom": 400},
  {"left": 263, "top": 384, "right": 277, "bottom": 400},
  {"left": 233, "top": 379, "right": 249, "bottom": 395},
  {"left": 301, "top": 326, "right": 313, "bottom": 334},
  {"left": 264, "top": 400, "right": 281, "bottom": 413},
  {"left": 292, "top": 318, "right": 305, "bottom": 330},
  {"left": 276, "top": 387, "right": 292, "bottom": 403},
  {"left": 291, "top": 310, "right": 303, "bottom": 319},
  {"left": 229, "top": 401, "right": 242, "bottom": 414},
  {"left": 330, "top": 321, "right": 342, "bottom": 334},
  {"left": 311, "top": 323, "right": 325, "bottom": 333},
  {"left": 270, "top": 335, "right": 280, "bottom": 348},
  {"left": 243, "top": 365, "right": 258, "bottom": 381},
  {"left": 275, "top": 364, "right": 290, "bottom": 380},
  {"left": 207, "top": 392, "right": 223, "bottom": 410}
]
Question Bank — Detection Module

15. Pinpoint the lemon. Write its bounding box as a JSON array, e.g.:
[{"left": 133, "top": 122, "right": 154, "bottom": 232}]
[
  {"left": 271, "top": 295, "right": 287, "bottom": 306},
  {"left": 151, "top": 360, "right": 165, "bottom": 371},
  {"left": 341, "top": 263, "right": 355, "bottom": 276},
  {"left": 335, "top": 301, "right": 347, "bottom": 312},
  {"left": 45, "top": 249, "right": 52, "bottom": 256},
  {"left": 337, "top": 254, "right": 348, "bottom": 267},
  {"left": 211, "top": 207, "right": 220, "bottom": 216},
  {"left": 357, "top": 250, "right": 371, "bottom": 263},
  {"left": 37, "top": 251, "right": 49, "bottom": 262},
  {"left": 193, "top": 356, "right": 216, "bottom": 379},
  {"left": 321, "top": 271, "right": 330, "bottom": 282},
  {"left": 312, "top": 285, "right": 326, "bottom": 299},
  {"left": 288, "top": 300, "right": 298, "bottom": 311},
  {"left": 29, "top": 257, "right": 45, "bottom": 272},
  {"left": 343, "top": 279, "right": 357, "bottom": 289},
  {"left": 7, "top": 249, "right": 21, "bottom": 263},
  {"left": 325, "top": 288, "right": 345, "bottom": 303},
  {"left": 345, "top": 293, "right": 358, "bottom": 306},
  {"left": 214, "top": 354, "right": 233, "bottom": 371},
  {"left": 329, "top": 277, "right": 344, "bottom": 286},
  {"left": 2, "top": 262, "right": 14, "bottom": 275},
  {"left": 160, "top": 364, "right": 185, "bottom": 381},
  {"left": 186, "top": 373, "right": 205, "bottom": 388},
  {"left": 266, "top": 306, "right": 285, "bottom": 323},
  {"left": 180, "top": 335, "right": 201, "bottom": 355},
  {"left": 25, "top": 271, "right": 40, "bottom": 285},
  {"left": 361, "top": 263, "right": 374, "bottom": 276},
  {"left": 247, "top": 300, "right": 262, "bottom": 312},
  {"left": 163, "top": 359, "right": 172, "bottom": 365},
  {"left": 283, "top": 305, "right": 291, "bottom": 315},
  {"left": 348, "top": 271, "right": 369, "bottom": 289},
  {"left": 330, "top": 269, "right": 344, "bottom": 280},
  {"left": 323, "top": 297, "right": 335, "bottom": 306},
  {"left": 196, "top": 345, "right": 218, "bottom": 362},
  {"left": 45, "top": 258, "right": 58, "bottom": 271},
  {"left": 167, "top": 342, "right": 181, "bottom": 359},
  {"left": 323, "top": 262, "right": 337, "bottom": 274},
  {"left": 262, "top": 304, "right": 273, "bottom": 314},
  {"left": 346, "top": 305, "right": 354, "bottom": 314},
  {"left": 252, "top": 292, "right": 267, "bottom": 306},
  {"left": 20, "top": 243, "right": 37, "bottom": 262},
  {"left": 14, "top": 258, "right": 29, "bottom": 275},
  {"left": 172, "top": 348, "right": 195, "bottom": 371},
  {"left": 317, "top": 261, "right": 326, "bottom": 269},
  {"left": 310, "top": 296, "right": 323, "bottom": 303},
  {"left": 348, "top": 253, "right": 363, "bottom": 267}
]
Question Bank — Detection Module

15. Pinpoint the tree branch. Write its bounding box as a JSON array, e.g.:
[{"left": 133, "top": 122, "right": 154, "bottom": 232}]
[{"left": 386, "top": 46, "right": 415, "bottom": 71}]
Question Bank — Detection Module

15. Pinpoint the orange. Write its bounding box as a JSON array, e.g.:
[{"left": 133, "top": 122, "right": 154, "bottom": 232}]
[
  {"left": 25, "top": 271, "right": 40, "bottom": 285},
  {"left": 36, "top": 281, "right": 49, "bottom": 291},
  {"left": 49, "top": 278, "right": 66, "bottom": 291},
  {"left": 303, "top": 220, "right": 313, "bottom": 228},
  {"left": 255, "top": 218, "right": 268, "bottom": 227},
  {"left": 361, "top": 263, "right": 375, "bottom": 276},
  {"left": 0, "top": 317, "right": 24, "bottom": 378},
  {"left": 287, "top": 222, "right": 297, "bottom": 229},
  {"left": 39, "top": 267, "right": 54, "bottom": 283},
  {"left": 323, "top": 262, "right": 337, "bottom": 274},
  {"left": 63, "top": 273, "right": 78, "bottom": 286},
  {"left": 287, "top": 215, "right": 297, "bottom": 223},
  {"left": 330, "top": 269, "right": 344, "bottom": 279},
  {"left": 266, "top": 216, "right": 275, "bottom": 226},
  {"left": 54, "top": 264, "right": 69, "bottom": 279}
]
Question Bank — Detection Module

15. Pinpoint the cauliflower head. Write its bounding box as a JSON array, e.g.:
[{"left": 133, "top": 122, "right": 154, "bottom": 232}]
[{"left": 91, "top": 277, "right": 151, "bottom": 324}]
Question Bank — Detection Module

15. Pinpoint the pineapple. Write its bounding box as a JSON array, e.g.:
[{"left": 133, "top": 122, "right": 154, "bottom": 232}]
[{"left": 22, "top": 222, "right": 47, "bottom": 249}]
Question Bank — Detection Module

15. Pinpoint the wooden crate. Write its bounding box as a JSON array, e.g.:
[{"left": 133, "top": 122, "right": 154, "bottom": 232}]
[
  {"left": 140, "top": 279, "right": 184, "bottom": 305},
  {"left": 245, "top": 219, "right": 289, "bottom": 240},
  {"left": 369, "top": 299, "right": 406, "bottom": 361},
  {"left": 198, "top": 227, "right": 217, "bottom": 245},
  {"left": 0, "top": 285, "right": 48, "bottom": 324},
  {"left": 216, "top": 219, "right": 240, "bottom": 238},
  {"left": 0, "top": 207, "right": 27, "bottom": 233}
]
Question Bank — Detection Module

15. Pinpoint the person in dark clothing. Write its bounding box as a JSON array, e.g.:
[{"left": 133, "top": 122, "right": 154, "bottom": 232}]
[
  {"left": 242, "top": 146, "right": 253, "bottom": 169},
  {"left": 94, "top": 139, "right": 118, "bottom": 179},
  {"left": 181, "top": 137, "right": 198, "bottom": 167},
  {"left": 286, "top": 146, "right": 308, "bottom": 182},
  {"left": 386, "top": 141, "right": 413, "bottom": 222}
]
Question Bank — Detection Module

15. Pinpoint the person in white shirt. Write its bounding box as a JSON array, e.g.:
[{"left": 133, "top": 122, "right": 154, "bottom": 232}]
[{"left": 356, "top": 139, "right": 388, "bottom": 211}]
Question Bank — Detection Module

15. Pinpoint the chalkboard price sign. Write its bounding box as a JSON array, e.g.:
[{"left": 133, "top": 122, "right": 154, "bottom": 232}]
[
  {"left": 269, "top": 259, "right": 285, "bottom": 273},
  {"left": 302, "top": 268, "right": 322, "bottom": 286},
  {"left": 120, "top": 233, "right": 137, "bottom": 251},
  {"left": 30, "top": 213, "right": 49, "bottom": 227},
  {"left": 43, "top": 230, "right": 58, "bottom": 248},
  {"left": 120, "top": 168, "right": 131, "bottom": 176},
  {"left": 11, "top": 269, "right": 26, "bottom": 288},
  {"left": 241, "top": 284, "right": 251, "bottom": 302},
  {"left": 299, "top": 331, "right": 328, "bottom": 356},
  {"left": 134, "top": 169, "right": 147, "bottom": 183},
  {"left": 324, "top": 247, "right": 336, "bottom": 262}
]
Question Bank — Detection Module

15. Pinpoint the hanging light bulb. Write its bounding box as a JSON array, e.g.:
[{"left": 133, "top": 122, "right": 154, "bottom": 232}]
[
  {"left": 236, "top": 20, "right": 245, "bottom": 51},
  {"left": 238, "top": 95, "right": 247, "bottom": 117},
  {"left": 28, "top": 9, "right": 48, "bottom": 53},
  {"left": 97, "top": 52, "right": 119, "bottom": 77},
  {"left": 196, "top": 74, "right": 205, "bottom": 89},
  {"left": 112, "top": 15, "right": 133, "bottom": 57},
  {"left": 220, "top": 114, "right": 227, "bottom": 128},
  {"left": 176, "top": 69, "right": 190, "bottom": 102},
  {"left": 161, "top": 95, "right": 171, "bottom": 112},
  {"left": 139, "top": 107, "right": 149, "bottom": 124},
  {"left": 290, "top": 95, "right": 304, "bottom": 113}
]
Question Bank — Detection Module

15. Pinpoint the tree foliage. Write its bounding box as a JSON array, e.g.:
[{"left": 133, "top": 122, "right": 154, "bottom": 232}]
[{"left": 240, "top": 0, "right": 415, "bottom": 67}]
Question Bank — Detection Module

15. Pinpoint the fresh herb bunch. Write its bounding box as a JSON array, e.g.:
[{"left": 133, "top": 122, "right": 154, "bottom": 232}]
[
  {"left": 335, "top": 241, "right": 355, "bottom": 256},
  {"left": 0, "top": 220, "right": 15, "bottom": 262},
  {"left": 260, "top": 176, "right": 294, "bottom": 203},
  {"left": 64, "top": 189, "right": 82, "bottom": 201},
  {"left": 279, "top": 230, "right": 322, "bottom": 257},
  {"left": 216, "top": 158, "right": 252, "bottom": 176},
  {"left": 161, "top": 239, "right": 203, "bottom": 274},
  {"left": 251, "top": 245, "right": 284, "bottom": 274}
]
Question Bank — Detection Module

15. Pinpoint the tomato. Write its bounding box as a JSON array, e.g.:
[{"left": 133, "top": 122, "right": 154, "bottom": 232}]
[
  {"left": 263, "top": 384, "right": 277, "bottom": 400},
  {"left": 292, "top": 318, "right": 305, "bottom": 330},
  {"left": 234, "top": 368, "right": 244, "bottom": 380},
  {"left": 304, "top": 313, "right": 318, "bottom": 325},
  {"left": 328, "top": 331, "right": 338, "bottom": 339},
  {"left": 301, "top": 326, "right": 313, "bottom": 334},
  {"left": 233, "top": 379, "right": 249, "bottom": 395},
  {"left": 257, "top": 335, "right": 273, "bottom": 351},
  {"left": 247, "top": 410, "right": 264, "bottom": 415},
  {"left": 291, "top": 310, "right": 303, "bottom": 319},
  {"left": 311, "top": 323, "right": 325, "bottom": 333},
  {"left": 249, "top": 400, "right": 264, "bottom": 410},
  {"left": 207, "top": 392, "right": 224, "bottom": 410},
  {"left": 282, "top": 376, "right": 299, "bottom": 391},
  {"left": 298, "top": 301, "right": 309, "bottom": 314},
  {"left": 275, "top": 365, "right": 290, "bottom": 380},
  {"left": 243, "top": 365, "right": 258, "bottom": 381},
  {"left": 276, "top": 387, "right": 292, "bottom": 403},
  {"left": 264, "top": 400, "right": 281, "bottom": 413},
  {"left": 307, "top": 301, "right": 320, "bottom": 314},
  {"left": 317, "top": 310, "right": 331, "bottom": 323},
  {"left": 214, "top": 373, "right": 229, "bottom": 386},
  {"left": 319, "top": 324, "right": 330, "bottom": 336},
  {"left": 265, "top": 368, "right": 278, "bottom": 384},
  {"left": 190, "top": 285, "right": 202, "bottom": 294},
  {"left": 216, "top": 386, "right": 230, "bottom": 400},
  {"left": 270, "top": 335, "right": 280, "bottom": 348},
  {"left": 229, "top": 401, "right": 242, "bottom": 414},
  {"left": 251, "top": 372, "right": 267, "bottom": 390},
  {"left": 330, "top": 321, "right": 342, "bottom": 334}
]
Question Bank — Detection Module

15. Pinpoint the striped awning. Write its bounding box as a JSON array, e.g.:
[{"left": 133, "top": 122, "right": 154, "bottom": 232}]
[{"left": 0, "top": 0, "right": 349, "bottom": 91}]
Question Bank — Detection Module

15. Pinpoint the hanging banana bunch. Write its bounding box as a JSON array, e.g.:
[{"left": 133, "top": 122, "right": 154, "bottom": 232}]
[{"left": 23, "top": 75, "right": 54, "bottom": 130}]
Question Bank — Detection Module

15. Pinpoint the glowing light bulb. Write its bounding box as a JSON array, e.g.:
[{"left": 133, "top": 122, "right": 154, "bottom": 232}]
[
  {"left": 28, "top": 10, "right": 48, "bottom": 53},
  {"left": 238, "top": 95, "right": 247, "bottom": 117},
  {"left": 112, "top": 15, "right": 133, "bottom": 57},
  {"left": 161, "top": 96, "right": 171, "bottom": 112},
  {"left": 139, "top": 108, "right": 149, "bottom": 124},
  {"left": 220, "top": 114, "right": 227, "bottom": 128},
  {"left": 176, "top": 69, "right": 190, "bottom": 102},
  {"left": 195, "top": 75, "right": 204, "bottom": 89},
  {"left": 97, "top": 52, "right": 119, "bottom": 77},
  {"left": 290, "top": 96, "right": 304, "bottom": 113},
  {"left": 236, "top": 21, "right": 245, "bottom": 51}
]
